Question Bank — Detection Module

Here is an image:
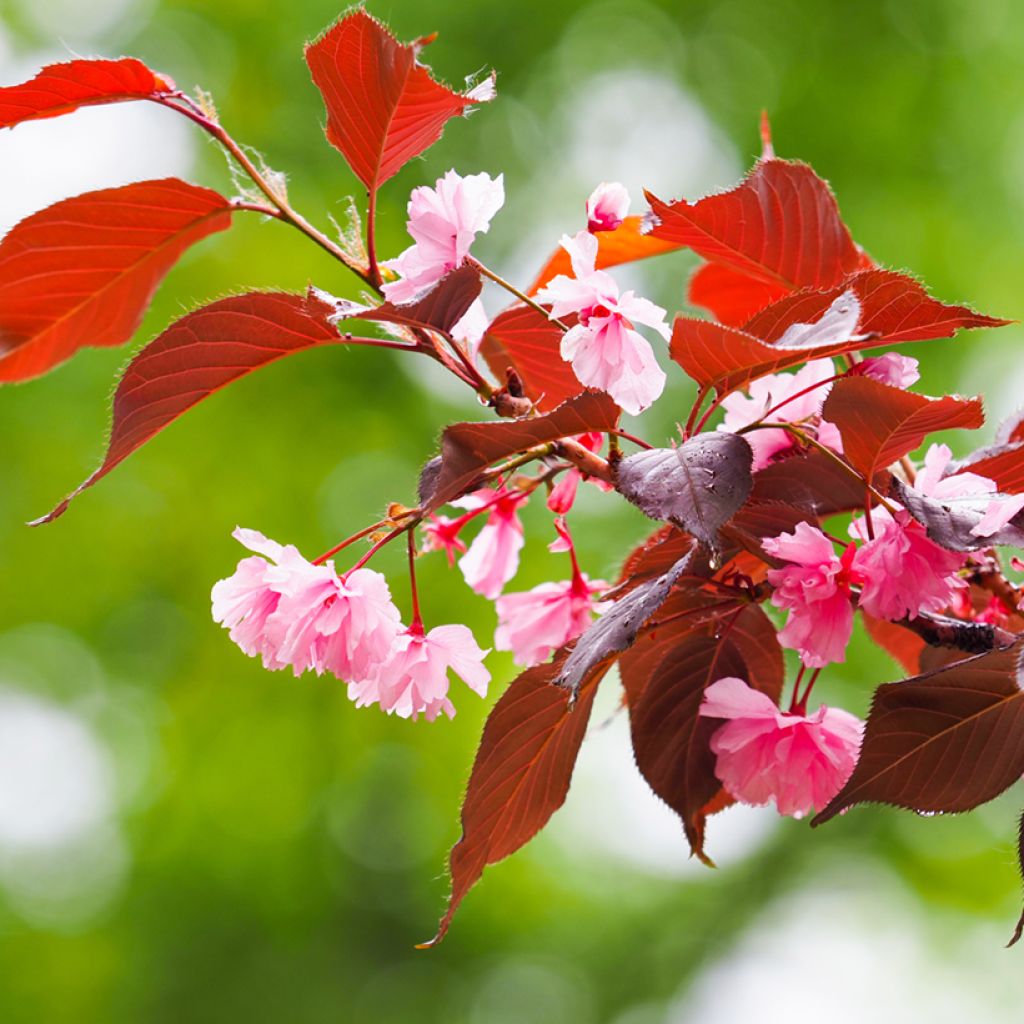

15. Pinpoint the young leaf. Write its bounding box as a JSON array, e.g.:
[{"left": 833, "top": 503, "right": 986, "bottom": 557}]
[
  {"left": 478, "top": 304, "right": 583, "bottom": 412},
  {"left": 615, "top": 433, "right": 754, "bottom": 547},
  {"left": 0, "top": 58, "right": 174, "bottom": 129},
  {"left": 822, "top": 376, "right": 984, "bottom": 480},
  {"left": 0, "top": 179, "right": 234, "bottom": 382},
  {"left": 420, "top": 390, "right": 619, "bottom": 511},
  {"left": 646, "top": 159, "right": 861, "bottom": 291},
  {"left": 422, "top": 651, "right": 609, "bottom": 947},
  {"left": 813, "top": 641, "right": 1024, "bottom": 825},
  {"left": 528, "top": 216, "right": 680, "bottom": 295},
  {"left": 34, "top": 291, "right": 340, "bottom": 524},
  {"left": 890, "top": 477, "right": 1024, "bottom": 551},
  {"left": 555, "top": 550, "right": 702, "bottom": 699},
  {"left": 688, "top": 261, "right": 788, "bottom": 326},
  {"left": 305, "top": 9, "right": 493, "bottom": 192}
]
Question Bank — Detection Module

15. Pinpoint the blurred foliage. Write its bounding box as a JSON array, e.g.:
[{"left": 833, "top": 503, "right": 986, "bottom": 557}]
[{"left": 1, "top": 0, "right": 1024, "bottom": 1021}]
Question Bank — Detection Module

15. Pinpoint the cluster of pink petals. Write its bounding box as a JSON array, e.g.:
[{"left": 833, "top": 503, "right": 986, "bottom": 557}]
[
  {"left": 699, "top": 677, "right": 864, "bottom": 818},
  {"left": 211, "top": 528, "right": 402, "bottom": 680},
  {"left": 535, "top": 231, "right": 669, "bottom": 416},
  {"left": 382, "top": 169, "right": 505, "bottom": 304},
  {"left": 546, "top": 432, "right": 612, "bottom": 514},
  {"left": 586, "top": 181, "right": 630, "bottom": 233},
  {"left": 720, "top": 359, "right": 842, "bottom": 471},
  {"left": 856, "top": 352, "right": 921, "bottom": 388},
  {"left": 763, "top": 523, "right": 857, "bottom": 668},
  {"left": 348, "top": 623, "right": 490, "bottom": 721},
  {"left": 495, "top": 573, "right": 608, "bottom": 667},
  {"left": 454, "top": 487, "right": 528, "bottom": 598}
]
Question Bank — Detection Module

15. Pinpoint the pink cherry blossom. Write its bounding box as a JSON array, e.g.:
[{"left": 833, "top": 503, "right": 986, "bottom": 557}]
[
  {"left": 535, "top": 231, "right": 668, "bottom": 415},
  {"left": 349, "top": 623, "right": 490, "bottom": 721},
  {"left": 699, "top": 676, "right": 863, "bottom": 818},
  {"left": 547, "top": 432, "right": 610, "bottom": 514},
  {"left": 763, "top": 523, "right": 856, "bottom": 668},
  {"left": 456, "top": 487, "right": 528, "bottom": 598},
  {"left": 720, "top": 359, "right": 842, "bottom": 471},
  {"left": 856, "top": 352, "right": 921, "bottom": 388},
  {"left": 852, "top": 510, "right": 965, "bottom": 622},
  {"left": 422, "top": 514, "right": 469, "bottom": 567},
  {"left": 451, "top": 297, "right": 489, "bottom": 357},
  {"left": 382, "top": 170, "right": 504, "bottom": 303},
  {"left": 211, "top": 528, "right": 402, "bottom": 680},
  {"left": 586, "top": 181, "right": 630, "bottom": 232}
]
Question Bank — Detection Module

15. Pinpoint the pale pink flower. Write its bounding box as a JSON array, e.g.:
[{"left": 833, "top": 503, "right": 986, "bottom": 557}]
[
  {"left": 852, "top": 511, "right": 965, "bottom": 622},
  {"left": 535, "top": 231, "right": 668, "bottom": 415},
  {"left": 451, "top": 297, "right": 490, "bottom": 357},
  {"left": 349, "top": 623, "right": 490, "bottom": 721},
  {"left": 546, "top": 432, "right": 610, "bottom": 514},
  {"left": 382, "top": 170, "right": 505, "bottom": 303},
  {"left": 422, "top": 514, "right": 468, "bottom": 567},
  {"left": 720, "top": 359, "right": 842, "bottom": 471},
  {"left": 495, "top": 575, "right": 608, "bottom": 666},
  {"left": 763, "top": 523, "right": 856, "bottom": 668},
  {"left": 699, "top": 676, "right": 864, "bottom": 818},
  {"left": 856, "top": 352, "right": 920, "bottom": 388},
  {"left": 211, "top": 528, "right": 402, "bottom": 680},
  {"left": 586, "top": 181, "right": 630, "bottom": 232},
  {"left": 456, "top": 487, "right": 528, "bottom": 598}
]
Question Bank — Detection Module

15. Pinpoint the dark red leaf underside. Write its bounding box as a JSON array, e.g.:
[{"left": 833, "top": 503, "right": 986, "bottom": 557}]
[
  {"left": 478, "top": 304, "right": 582, "bottom": 412},
  {"left": 814, "top": 641, "right": 1024, "bottom": 824},
  {"left": 750, "top": 450, "right": 890, "bottom": 518},
  {"left": 0, "top": 58, "right": 173, "bottom": 129},
  {"left": 349, "top": 263, "right": 481, "bottom": 334},
  {"left": 423, "top": 652, "right": 609, "bottom": 947},
  {"left": 35, "top": 291, "right": 340, "bottom": 524},
  {"left": 822, "top": 376, "right": 984, "bottom": 480},
  {"left": 688, "top": 261, "right": 788, "bottom": 326},
  {"left": 305, "top": 9, "right": 490, "bottom": 191},
  {"left": 0, "top": 178, "right": 233, "bottom": 383},
  {"left": 421, "top": 390, "right": 619, "bottom": 511},
  {"left": 528, "top": 216, "right": 680, "bottom": 295},
  {"left": 646, "top": 159, "right": 861, "bottom": 291}
]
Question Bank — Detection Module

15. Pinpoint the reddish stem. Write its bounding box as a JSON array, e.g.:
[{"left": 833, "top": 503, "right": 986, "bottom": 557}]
[{"left": 407, "top": 530, "right": 423, "bottom": 632}]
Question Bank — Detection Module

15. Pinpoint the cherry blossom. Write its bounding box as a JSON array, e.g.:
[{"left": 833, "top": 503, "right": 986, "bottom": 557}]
[
  {"left": 211, "top": 528, "right": 402, "bottom": 680},
  {"left": 349, "top": 623, "right": 490, "bottom": 721},
  {"left": 382, "top": 169, "right": 505, "bottom": 303},
  {"left": 450, "top": 297, "right": 490, "bottom": 357},
  {"left": 456, "top": 487, "right": 528, "bottom": 598},
  {"left": 586, "top": 181, "right": 630, "bottom": 232},
  {"left": 856, "top": 352, "right": 921, "bottom": 388},
  {"left": 763, "top": 523, "right": 858, "bottom": 668},
  {"left": 699, "top": 676, "right": 864, "bottom": 818},
  {"left": 546, "top": 432, "right": 610, "bottom": 514},
  {"left": 535, "top": 231, "right": 669, "bottom": 415},
  {"left": 422, "top": 514, "right": 469, "bottom": 567},
  {"left": 720, "top": 359, "right": 842, "bottom": 471}
]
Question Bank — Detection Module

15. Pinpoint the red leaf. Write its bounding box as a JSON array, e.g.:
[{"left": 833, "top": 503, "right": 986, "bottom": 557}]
[
  {"left": 305, "top": 9, "right": 492, "bottom": 191},
  {"left": 688, "top": 261, "right": 787, "bottom": 325},
  {"left": 814, "top": 641, "right": 1024, "bottom": 824},
  {"left": 822, "top": 376, "right": 984, "bottom": 480},
  {"left": 527, "top": 216, "right": 680, "bottom": 295},
  {"left": 0, "top": 179, "right": 234, "bottom": 383},
  {"left": 420, "top": 390, "right": 620, "bottom": 511},
  {"left": 744, "top": 269, "right": 1009, "bottom": 345},
  {"left": 0, "top": 58, "right": 173, "bottom": 129},
  {"left": 346, "top": 263, "right": 482, "bottom": 334},
  {"left": 34, "top": 291, "right": 340, "bottom": 524},
  {"left": 862, "top": 614, "right": 925, "bottom": 676},
  {"left": 422, "top": 652, "right": 609, "bottom": 947},
  {"left": 750, "top": 450, "right": 890, "bottom": 518},
  {"left": 955, "top": 444, "right": 1024, "bottom": 495},
  {"left": 646, "top": 159, "right": 861, "bottom": 291},
  {"left": 478, "top": 304, "right": 583, "bottom": 411}
]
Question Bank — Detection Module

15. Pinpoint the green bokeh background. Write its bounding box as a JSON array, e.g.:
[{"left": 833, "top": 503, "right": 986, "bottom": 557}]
[{"left": 1, "top": 0, "right": 1023, "bottom": 1021}]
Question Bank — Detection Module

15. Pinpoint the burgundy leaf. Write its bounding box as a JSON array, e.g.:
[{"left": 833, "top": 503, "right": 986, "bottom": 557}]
[
  {"left": 822, "top": 376, "right": 984, "bottom": 480},
  {"left": 813, "top": 641, "right": 1024, "bottom": 824},
  {"left": 750, "top": 450, "right": 889, "bottom": 517},
  {"left": 0, "top": 179, "right": 234, "bottom": 382},
  {"left": 34, "top": 291, "right": 340, "bottom": 523},
  {"left": 615, "top": 433, "right": 754, "bottom": 547},
  {"left": 305, "top": 9, "right": 492, "bottom": 191},
  {"left": 0, "top": 58, "right": 174, "bottom": 129},
  {"left": 478, "top": 304, "right": 583, "bottom": 412},
  {"left": 422, "top": 651, "right": 609, "bottom": 947}
]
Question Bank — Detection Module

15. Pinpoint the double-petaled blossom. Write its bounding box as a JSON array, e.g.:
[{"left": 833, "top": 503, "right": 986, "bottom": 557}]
[
  {"left": 348, "top": 623, "right": 490, "bottom": 721},
  {"left": 855, "top": 352, "right": 921, "bottom": 388},
  {"left": 720, "top": 359, "right": 842, "bottom": 471},
  {"left": 546, "top": 432, "right": 612, "bottom": 514},
  {"left": 382, "top": 170, "right": 505, "bottom": 303},
  {"left": 763, "top": 523, "right": 857, "bottom": 668},
  {"left": 535, "top": 231, "right": 669, "bottom": 416},
  {"left": 211, "top": 528, "right": 402, "bottom": 680},
  {"left": 456, "top": 487, "right": 528, "bottom": 598},
  {"left": 699, "top": 676, "right": 864, "bottom": 819},
  {"left": 852, "top": 510, "right": 966, "bottom": 622},
  {"left": 586, "top": 181, "right": 630, "bottom": 233}
]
